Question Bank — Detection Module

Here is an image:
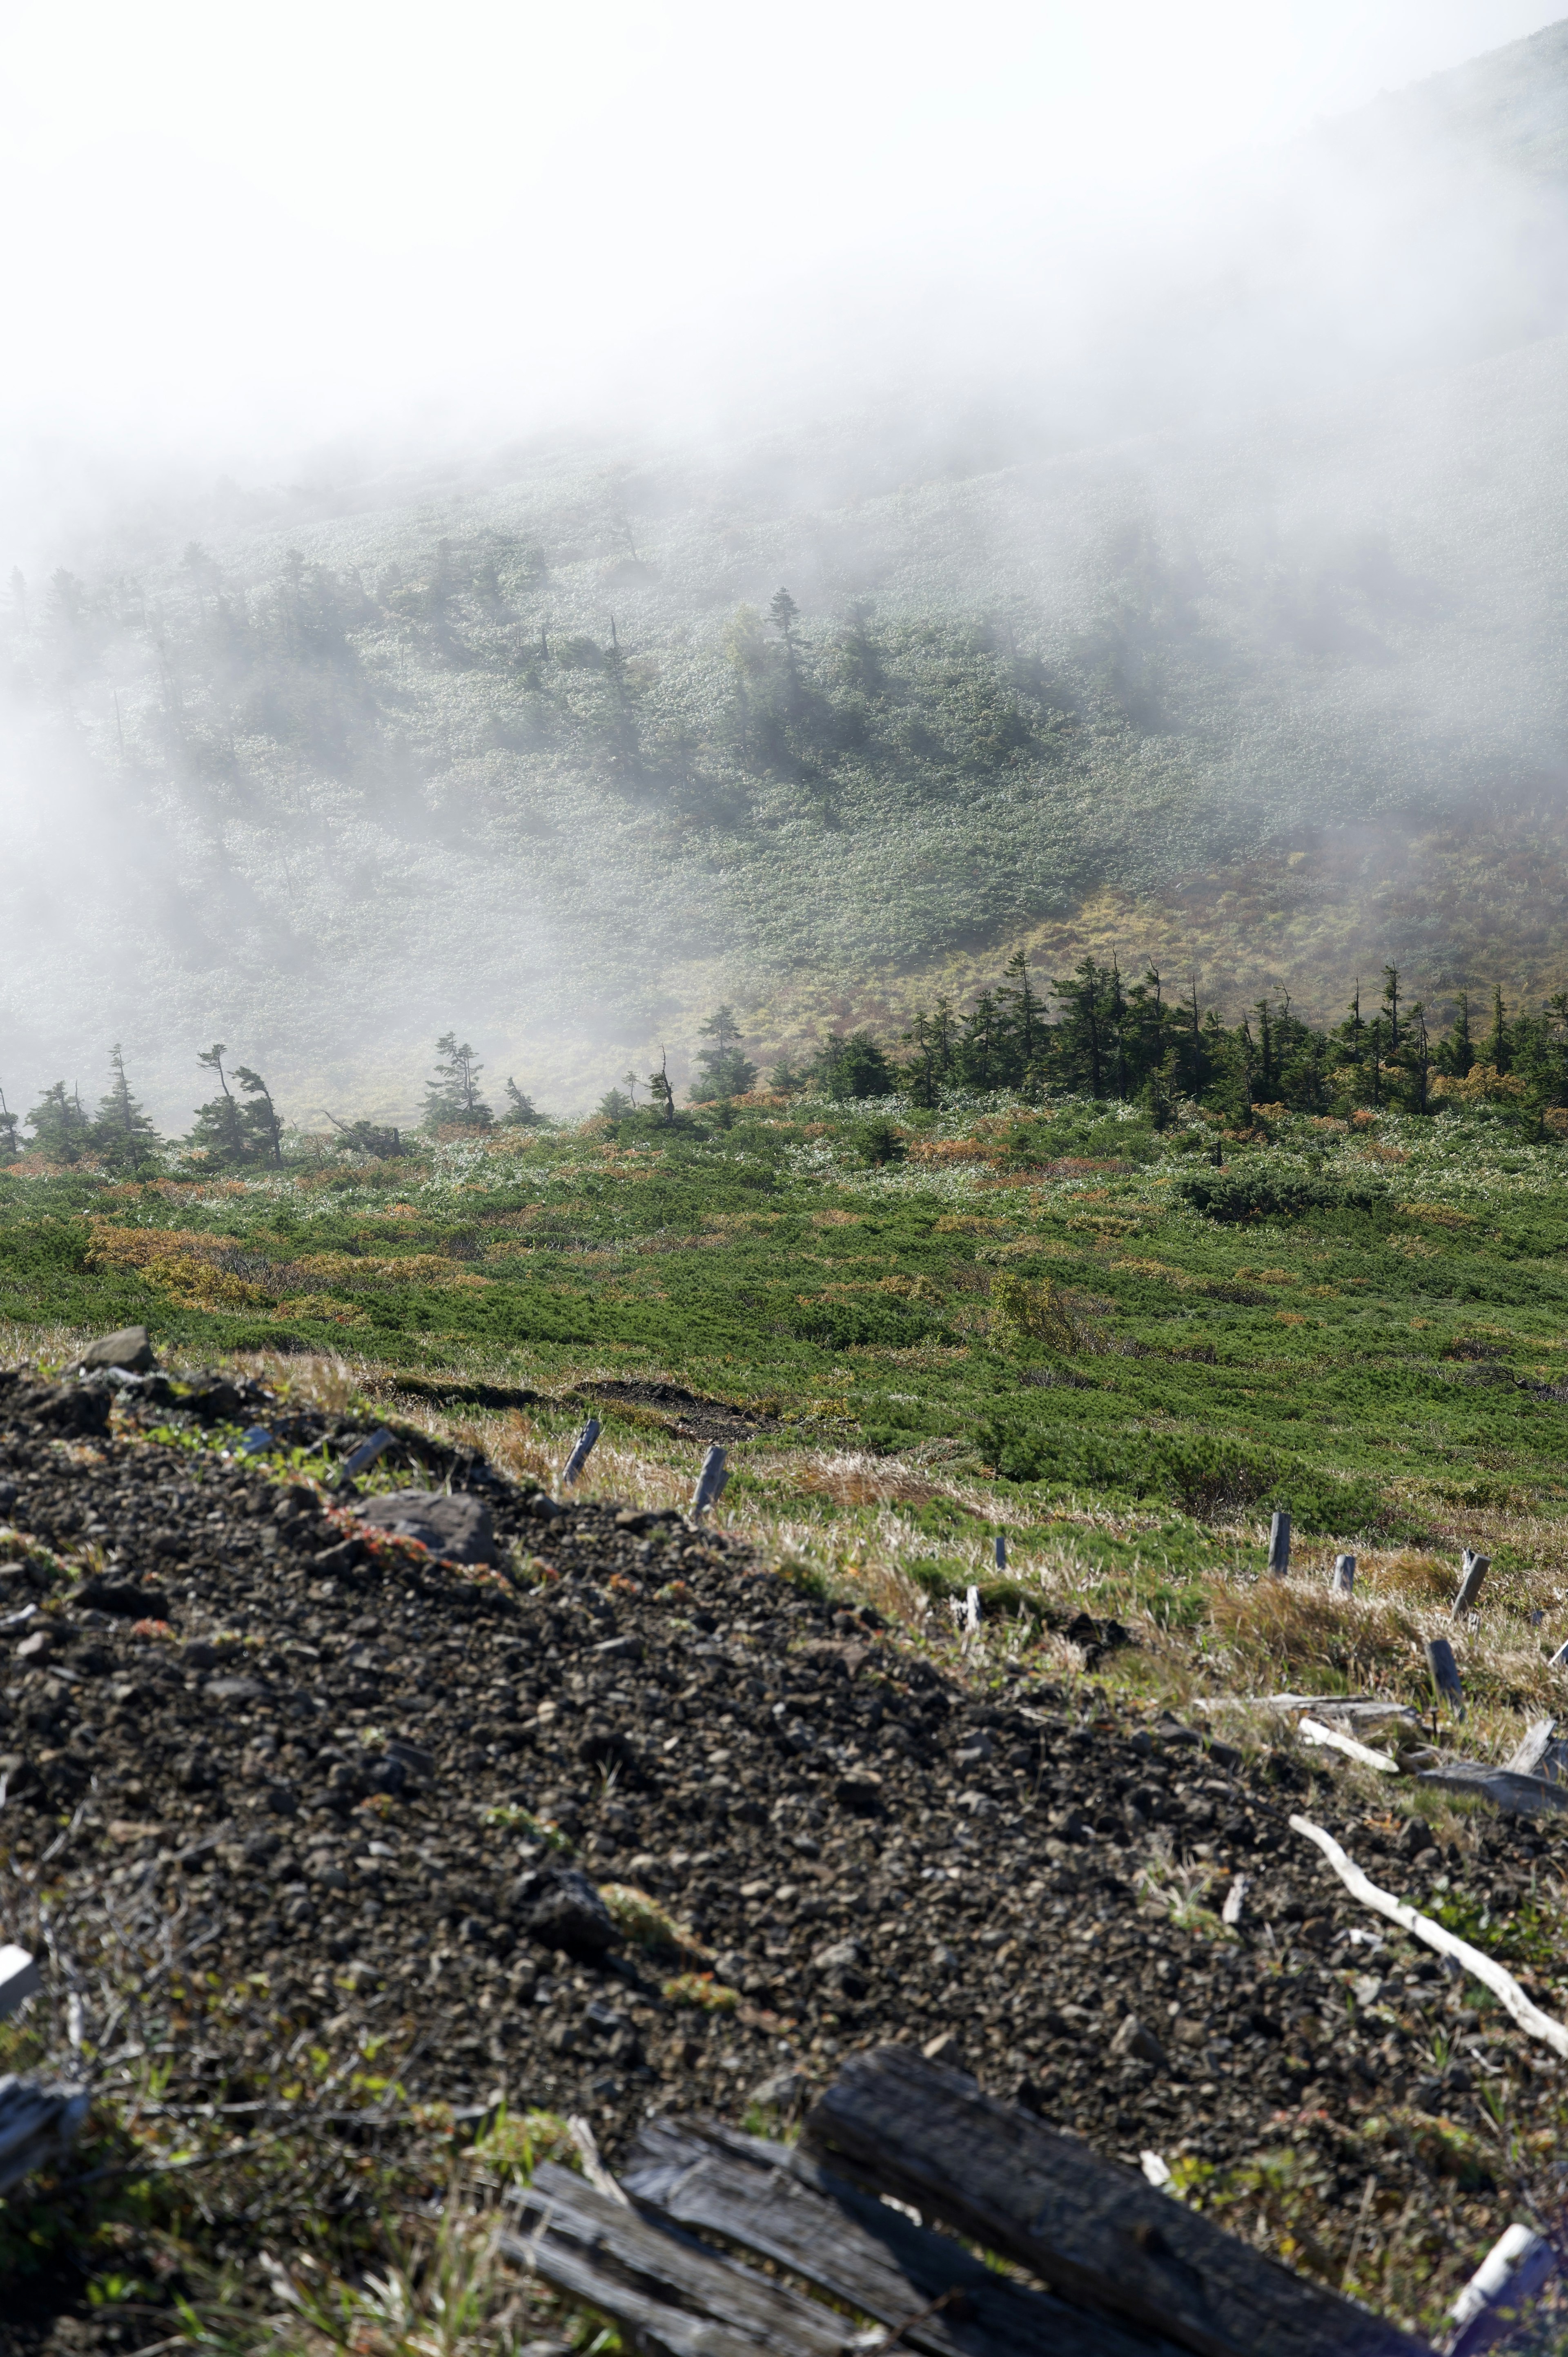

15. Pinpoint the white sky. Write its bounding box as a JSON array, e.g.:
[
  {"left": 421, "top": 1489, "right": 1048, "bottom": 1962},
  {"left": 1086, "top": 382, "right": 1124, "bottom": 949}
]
[{"left": 0, "top": 0, "right": 1559, "bottom": 507}]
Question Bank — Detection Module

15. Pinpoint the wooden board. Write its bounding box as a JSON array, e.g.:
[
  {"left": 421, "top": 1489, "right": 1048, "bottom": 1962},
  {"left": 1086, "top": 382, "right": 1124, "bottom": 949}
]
[
  {"left": 501, "top": 2159, "right": 846, "bottom": 2357},
  {"left": 802, "top": 2046, "right": 1429, "bottom": 2357},
  {"left": 1415, "top": 1762, "right": 1568, "bottom": 1815},
  {"left": 623, "top": 2114, "right": 1194, "bottom": 2357},
  {"left": 0, "top": 2074, "right": 90, "bottom": 2194}
]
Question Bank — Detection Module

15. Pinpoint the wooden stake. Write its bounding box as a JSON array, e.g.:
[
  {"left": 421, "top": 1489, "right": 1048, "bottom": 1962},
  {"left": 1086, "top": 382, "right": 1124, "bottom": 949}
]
[
  {"left": 1427, "top": 1635, "right": 1465, "bottom": 1719},
  {"left": 562, "top": 1417, "right": 602, "bottom": 1488},
  {"left": 1330, "top": 1554, "right": 1356, "bottom": 1595},
  {"left": 1451, "top": 1549, "right": 1490, "bottom": 1620},
  {"left": 1267, "top": 1511, "right": 1291, "bottom": 1575}
]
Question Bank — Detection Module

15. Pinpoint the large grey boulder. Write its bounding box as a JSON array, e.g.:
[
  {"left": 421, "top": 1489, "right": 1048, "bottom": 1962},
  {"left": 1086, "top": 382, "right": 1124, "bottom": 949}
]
[
  {"left": 78, "top": 1326, "right": 154, "bottom": 1373},
  {"left": 354, "top": 1489, "right": 496, "bottom": 1563}
]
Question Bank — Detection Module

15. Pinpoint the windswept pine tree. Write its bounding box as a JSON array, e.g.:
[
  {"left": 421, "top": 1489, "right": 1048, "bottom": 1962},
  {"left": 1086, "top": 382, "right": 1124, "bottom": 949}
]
[
  {"left": 189, "top": 1046, "right": 283, "bottom": 1166},
  {"left": 423, "top": 1034, "right": 492, "bottom": 1130}
]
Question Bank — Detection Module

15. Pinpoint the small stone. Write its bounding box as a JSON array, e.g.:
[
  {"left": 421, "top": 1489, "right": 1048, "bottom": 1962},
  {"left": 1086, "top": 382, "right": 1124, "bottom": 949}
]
[
  {"left": 749, "top": 2066, "right": 808, "bottom": 2110},
  {"left": 811, "top": 1937, "right": 867, "bottom": 1975},
  {"left": 356, "top": 1491, "right": 497, "bottom": 1564},
  {"left": 921, "top": 2031, "right": 962, "bottom": 2065},
  {"left": 713, "top": 1949, "right": 749, "bottom": 1984},
  {"left": 79, "top": 1326, "right": 155, "bottom": 1373},
  {"left": 834, "top": 1771, "right": 884, "bottom": 1813},
  {"left": 14, "top": 1631, "right": 55, "bottom": 1661},
  {"left": 1110, "top": 2014, "right": 1167, "bottom": 2068},
  {"left": 955, "top": 1731, "right": 993, "bottom": 1764},
  {"left": 1401, "top": 1818, "right": 1436, "bottom": 1860}
]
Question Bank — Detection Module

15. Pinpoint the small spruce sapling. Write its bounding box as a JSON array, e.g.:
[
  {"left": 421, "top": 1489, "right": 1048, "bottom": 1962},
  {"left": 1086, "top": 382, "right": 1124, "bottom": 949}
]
[{"left": 501, "top": 1077, "right": 543, "bottom": 1128}]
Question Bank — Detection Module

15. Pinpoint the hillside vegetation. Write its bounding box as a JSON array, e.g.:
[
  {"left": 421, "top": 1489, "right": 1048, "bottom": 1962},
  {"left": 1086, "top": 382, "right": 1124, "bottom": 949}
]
[
  {"left": 6, "top": 24, "right": 1568, "bottom": 1117},
  {"left": 10, "top": 1086, "right": 1568, "bottom": 1701}
]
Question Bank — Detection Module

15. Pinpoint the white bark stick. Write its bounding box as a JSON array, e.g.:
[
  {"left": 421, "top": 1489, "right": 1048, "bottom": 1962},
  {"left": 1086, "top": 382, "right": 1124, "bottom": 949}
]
[
  {"left": 1290, "top": 1815, "right": 1568, "bottom": 2061},
  {"left": 1297, "top": 1718, "right": 1399, "bottom": 1774}
]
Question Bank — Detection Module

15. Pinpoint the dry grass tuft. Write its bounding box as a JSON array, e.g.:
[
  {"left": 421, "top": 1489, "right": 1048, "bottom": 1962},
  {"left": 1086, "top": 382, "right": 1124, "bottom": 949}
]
[{"left": 1208, "top": 1579, "right": 1421, "bottom": 1690}]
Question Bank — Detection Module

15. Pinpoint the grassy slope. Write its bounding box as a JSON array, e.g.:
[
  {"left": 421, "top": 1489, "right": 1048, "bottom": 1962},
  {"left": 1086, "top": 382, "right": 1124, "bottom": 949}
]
[
  {"left": 11, "top": 1096, "right": 1568, "bottom": 2346},
  {"left": 9, "top": 1093, "right": 1568, "bottom": 1738}
]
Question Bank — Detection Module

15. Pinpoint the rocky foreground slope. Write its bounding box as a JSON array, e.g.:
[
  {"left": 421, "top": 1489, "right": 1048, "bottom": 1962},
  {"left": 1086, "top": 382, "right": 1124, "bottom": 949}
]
[{"left": 1, "top": 1358, "right": 1563, "bottom": 2331}]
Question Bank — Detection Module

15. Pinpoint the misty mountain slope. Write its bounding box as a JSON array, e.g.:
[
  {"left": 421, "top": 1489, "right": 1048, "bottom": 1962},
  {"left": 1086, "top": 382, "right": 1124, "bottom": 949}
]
[{"left": 7, "top": 23, "right": 1568, "bottom": 1125}]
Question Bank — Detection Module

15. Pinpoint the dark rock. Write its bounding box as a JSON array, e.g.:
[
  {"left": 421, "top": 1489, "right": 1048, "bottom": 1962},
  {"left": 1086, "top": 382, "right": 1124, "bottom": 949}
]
[
  {"left": 76, "top": 1581, "right": 173, "bottom": 1620},
  {"left": 355, "top": 1490, "right": 497, "bottom": 1564},
  {"left": 312, "top": 1537, "right": 367, "bottom": 1574},
  {"left": 17, "top": 1383, "right": 111, "bottom": 1438},
  {"left": 834, "top": 1771, "right": 884, "bottom": 1813},
  {"left": 1401, "top": 1817, "right": 1437, "bottom": 1860},
  {"left": 512, "top": 1866, "right": 619, "bottom": 1954},
  {"left": 182, "top": 1380, "right": 243, "bottom": 1425},
  {"left": 79, "top": 1326, "right": 155, "bottom": 1373}
]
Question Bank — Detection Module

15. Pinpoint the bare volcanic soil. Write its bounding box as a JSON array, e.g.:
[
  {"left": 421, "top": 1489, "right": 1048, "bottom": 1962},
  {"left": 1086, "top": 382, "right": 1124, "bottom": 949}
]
[{"left": 2, "top": 1363, "right": 1566, "bottom": 2326}]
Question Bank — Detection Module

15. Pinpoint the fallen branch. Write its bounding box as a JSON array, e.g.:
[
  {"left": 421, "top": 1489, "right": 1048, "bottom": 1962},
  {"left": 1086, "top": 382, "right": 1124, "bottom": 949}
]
[
  {"left": 1297, "top": 1718, "right": 1399, "bottom": 1774},
  {"left": 1290, "top": 1815, "right": 1568, "bottom": 2061}
]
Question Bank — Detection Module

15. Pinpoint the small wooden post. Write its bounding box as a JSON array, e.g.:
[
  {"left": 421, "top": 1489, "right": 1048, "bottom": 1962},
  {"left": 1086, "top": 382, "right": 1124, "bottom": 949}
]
[
  {"left": 691, "top": 1445, "right": 728, "bottom": 1520},
  {"left": 1427, "top": 1635, "right": 1466, "bottom": 1719},
  {"left": 1267, "top": 1511, "right": 1291, "bottom": 1575},
  {"left": 0, "top": 1946, "right": 40, "bottom": 2021},
  {"left": 1447, "top": 2222, "right": 1555, "bottom": 2357},
  {"left": 1330, "top": 1553, "right": 1356, "bottom": 1595},
  {"left": 1451, "top": 1548, "right": 1491, "bottom": 1620},
  {"left": 994, "top": 1531, "right": 1007, "bottom": 1571},
  {"left": 562, "top": 1416, "right": 602, "bottom": 1488}
]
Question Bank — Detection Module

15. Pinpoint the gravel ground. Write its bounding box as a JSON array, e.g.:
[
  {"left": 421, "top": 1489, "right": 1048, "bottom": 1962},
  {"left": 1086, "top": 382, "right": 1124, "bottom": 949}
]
[{"left": 2, "top": 1360, "right": 1566, "bottom": 2342}]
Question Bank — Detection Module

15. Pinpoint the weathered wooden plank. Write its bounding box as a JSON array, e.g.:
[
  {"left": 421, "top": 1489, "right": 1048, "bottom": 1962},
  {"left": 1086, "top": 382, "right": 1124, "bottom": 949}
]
[
  {"left": 802, "top": 2046, "right": 1427, "bottom": 2357},
  {"left": 0, "top": 2074, "right": 90, "bottom": 2194},
  {"left": 623, "top": 2114, "right": 1194, "bottom": 2357},
  {"left": 1415, "top": 1761, "right": 1568, "bottom": 1816},
  {"left": 501, "top": 2159, "right": 844, "bottom": 2357},
  {"left": 0, "top": 1944, "right": 40, "bottom": 2020}
]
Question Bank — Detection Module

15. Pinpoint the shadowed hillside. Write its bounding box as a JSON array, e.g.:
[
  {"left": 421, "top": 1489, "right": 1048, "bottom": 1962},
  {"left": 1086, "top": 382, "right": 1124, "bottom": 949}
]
[{"left": 4, "top": 23, "right": 1568, "bottom": 1120}]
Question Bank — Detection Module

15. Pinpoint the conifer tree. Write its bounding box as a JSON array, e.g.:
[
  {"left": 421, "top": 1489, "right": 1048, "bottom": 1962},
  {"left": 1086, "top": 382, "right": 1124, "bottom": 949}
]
[
  {"left": 233, "top": 1066, "right": 283, "bottom": 1165},
  {"left": 26, "top": 1081, "right": 92, "bottom": 1162},
  {"left": 189, "top": 1045, "right": 248, "bottom": 1161},
  {"left": 423, "top": 1034, "right": 492, "bottom": 1129},
  {"left": 689, "top": 1006, "right": 757, "bottom": 1101},
  {"left": 501, "top": 1078, "right": 543, "bottom": 1127},
  {"left": 93, "top": 1044, "right": 160, "bottom": 1167}
]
